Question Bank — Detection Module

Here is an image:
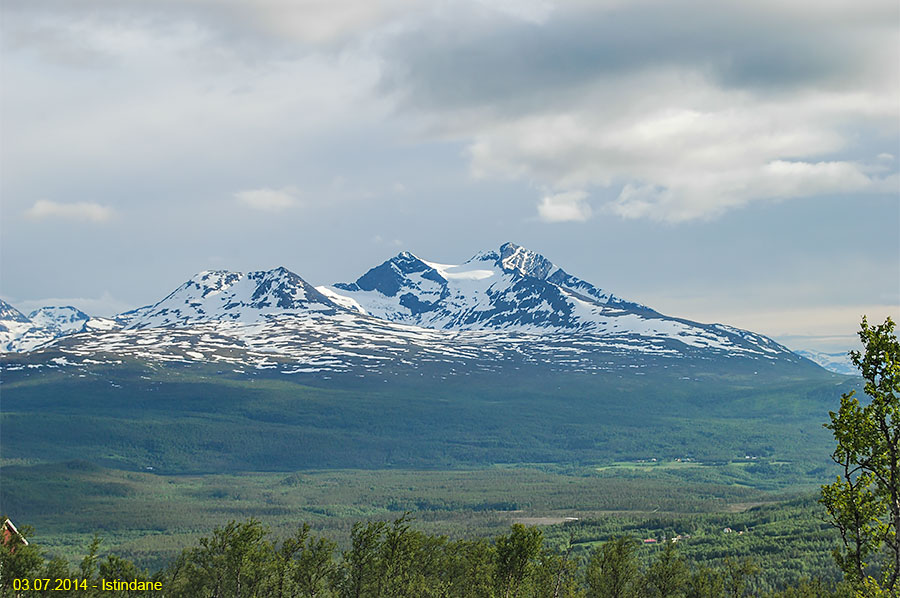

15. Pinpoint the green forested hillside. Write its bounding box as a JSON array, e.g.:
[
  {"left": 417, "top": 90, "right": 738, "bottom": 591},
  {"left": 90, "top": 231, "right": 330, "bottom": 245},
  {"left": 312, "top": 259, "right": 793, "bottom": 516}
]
[
  {"left": 0, "top": 359, "right": 851, "bottom": 477},
  {"left": 0, "top": 351, "right": 861, "bottom": 594}
]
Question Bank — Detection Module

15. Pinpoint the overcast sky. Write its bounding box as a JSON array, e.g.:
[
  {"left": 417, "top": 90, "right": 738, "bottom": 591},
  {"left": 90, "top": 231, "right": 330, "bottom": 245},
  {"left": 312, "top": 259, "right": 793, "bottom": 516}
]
[{"left": 1, "top": 0, "right": 898, "bottom": 353}]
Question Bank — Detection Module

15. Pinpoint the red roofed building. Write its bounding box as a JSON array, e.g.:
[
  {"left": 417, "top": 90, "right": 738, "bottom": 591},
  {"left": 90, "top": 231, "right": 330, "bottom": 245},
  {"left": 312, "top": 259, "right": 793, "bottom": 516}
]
[{"left": 1, "top": 517, "right": 28, "bottom": 550}]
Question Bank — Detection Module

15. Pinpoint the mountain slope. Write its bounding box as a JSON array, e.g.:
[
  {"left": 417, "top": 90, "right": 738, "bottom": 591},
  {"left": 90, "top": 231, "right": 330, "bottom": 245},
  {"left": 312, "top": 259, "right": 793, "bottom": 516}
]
[
  {"left": 0, "top": 299, "right": 45, "bottom": 352},
  {"left": 121, "top": 267, "right": 341, "bottom": 329},
  {"left": 0, "top": 247, "right": 843, "bottom": 477},
  {"left": 1, "top": 245, "right": 814, "bottom": 376},
  {"left": 0, "top": 301, "right": 119, "bottom": 352},
  {"left": 28, "top": 306, "right": 91, "bottom": 335},
  {"left": 329, "top": 243, "right": 653, "bottom": 329},
  {"left": 325, "top": 242, "right": 793, "bottom": 359}
]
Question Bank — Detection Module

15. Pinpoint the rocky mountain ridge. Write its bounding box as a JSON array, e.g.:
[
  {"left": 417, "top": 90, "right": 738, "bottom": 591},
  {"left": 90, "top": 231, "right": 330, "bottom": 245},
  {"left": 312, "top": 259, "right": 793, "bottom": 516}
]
[{"left": 1, "top": 243, "right": 817, "bottom": 375}]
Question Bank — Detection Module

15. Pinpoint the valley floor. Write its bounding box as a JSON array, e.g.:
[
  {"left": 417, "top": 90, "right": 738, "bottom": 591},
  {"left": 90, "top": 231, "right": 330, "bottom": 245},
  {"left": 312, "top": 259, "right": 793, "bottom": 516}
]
[{"left": 0, "top": 462, "right": 839, "bottom": 588}]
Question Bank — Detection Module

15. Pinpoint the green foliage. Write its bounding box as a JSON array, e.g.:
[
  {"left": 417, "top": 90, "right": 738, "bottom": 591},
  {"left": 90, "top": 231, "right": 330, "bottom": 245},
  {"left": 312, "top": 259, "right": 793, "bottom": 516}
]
[
  {"left": 685, "top": 565, "right": 725, "bottom": 598},
  {"left": 821, "top": 317, "right": 900, "bottom": 594},
  {"left": 585, "top": 536, "right": 640, "bottom": 598},
  {"left": 279, "top": 524, "right": 338, "bottom": 598},
  {"left": 78, "top": 534, "right": 101, "bottom": 583},
  {"left": 644, "top": 541, "right": 690, "bottom": 597},
  {"left": 340, "top": 520, "right": 385, "bottom": 598},
  {"left": 722, "top": 557, "right": 759, "bottom": 598},
  {"left": 531, "top": 541, "right": 581, "bottom": 598},
  {"left": 0, "top": 515, "right": 861, "bottom": 598},
  {"left": 97, "top": 554, "right": 150, "bottom": 598},
  {"left": 168, "top": 519, "right": 273, "bottom": 597},
  {"left": 494, "top": 524, "right": 544, "bottom": 598},
  {"left": 0, "top": 462, "right": 794, "bottom": 570},
  {"left": 0, "top": 519, "right": 43, "bottom": 597},
  {"left": 546, "top": 495, "right": 842, "bottom": 590},
  {"left": 763, "top": 578, "right": 852, "bottom": 598},
  {"left": 0, "top": 464, "right": 848, "bottom": 590}
]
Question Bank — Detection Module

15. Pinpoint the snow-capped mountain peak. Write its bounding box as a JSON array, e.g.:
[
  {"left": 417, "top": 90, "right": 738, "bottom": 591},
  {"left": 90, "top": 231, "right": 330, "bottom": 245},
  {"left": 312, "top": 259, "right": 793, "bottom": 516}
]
[
  {"left": 123, "top": 266, "right": 341, "bottom": 330},
  {"left": 28, "top": 306, "right": 91, "bottom": 335},
  {"left": 1, "top": 245, "right": 809, "bottom": 371},
  {"left": 498, "top": 242, "right": 556, "bottom": 279},
  {"left": 0, "top": 299, "right": 30, "bottom": 324},
  {"left": 0, "top": 300, "right": 38, "bottom": 352},
  {"left": 317, "top": 243, "right": 803, "bottom": 360},
  {"left": 326, "top": 242, "right": 654, "bottom": 330},
  {"left": 1, "top": 301, "right": 91, "bottom": 352},
  {"left": 333, "top": 252, "right": 440, "bottom": 297}
]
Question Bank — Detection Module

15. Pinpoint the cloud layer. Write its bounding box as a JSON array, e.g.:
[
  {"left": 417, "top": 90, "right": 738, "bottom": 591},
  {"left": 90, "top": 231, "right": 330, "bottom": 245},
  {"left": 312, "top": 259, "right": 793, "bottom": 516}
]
[
  {"left": 382, "top": 0, "right": 898, "bottom": 221},
  {"left": 3, "top": 0, "right": 897, "bottom": 223},
  {"left": 537, "top": 190, "right": 591, "bottom": 222},
  {"left": 235, "top": 187, "right": 300, "bottom": 211},
  {"left": 25, "top": 200, "right": 113, "bottom": 222},
  {"left": 1, "top": 0, "right": 897, "bottom": 352}
]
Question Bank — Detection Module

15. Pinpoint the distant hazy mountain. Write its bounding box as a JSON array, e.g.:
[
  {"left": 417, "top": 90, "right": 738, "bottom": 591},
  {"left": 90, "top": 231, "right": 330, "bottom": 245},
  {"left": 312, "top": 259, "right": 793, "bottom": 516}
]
[
  {"left": 0, "top": 300, "right": 116, "bottom": 352},
  {"left": 27, "top": 306, "right": 91, "bottom": 336},
  {"left": 795, "top": 349, "right": 857, "bottom": 375},
  {"left": 0, "top": 299, "right": 44, "bottom": 352}
]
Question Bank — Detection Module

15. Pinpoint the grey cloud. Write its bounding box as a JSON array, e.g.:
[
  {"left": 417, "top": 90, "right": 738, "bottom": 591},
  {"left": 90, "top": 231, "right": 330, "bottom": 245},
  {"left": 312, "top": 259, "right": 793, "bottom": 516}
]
[
  {"left": 1, "top": 0, "right": 897, "bottom": 353},
  {"left": 380, "top": 1, "right": 891, "bottom": 115},
  {"left": 2, "top": 0, "right": 418, "bottom": 68}
]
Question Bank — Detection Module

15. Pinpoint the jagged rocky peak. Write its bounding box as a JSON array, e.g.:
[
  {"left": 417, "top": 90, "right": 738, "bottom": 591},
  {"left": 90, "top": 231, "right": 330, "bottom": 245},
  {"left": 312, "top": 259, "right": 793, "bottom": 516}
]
[
  {"left": 0, "top": 299, "right": 30, "bottom": 323},
  {"left": 324, "top": 242, "right": 658, "bottom": 330},
  {"left": 174, "top": 267, "right": 326, "bottom": 309},
  {"left": 0, "top": 245, "right": 805, "bottom": 364},
  {"left": 498, "top": 242, "right": 556, "bottom": 279},
  {"left": 0, "top": 301, "right": 113, "bottom": 353},
  {"left": 243, "top": 266, "right": 334, "bottom": 310},
  {"left": 334, "top": 252, "right": 444, "bottom": 297}
]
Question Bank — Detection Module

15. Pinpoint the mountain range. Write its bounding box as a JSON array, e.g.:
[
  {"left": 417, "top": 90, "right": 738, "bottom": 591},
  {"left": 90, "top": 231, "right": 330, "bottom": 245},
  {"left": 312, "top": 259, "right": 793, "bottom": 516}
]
[
  {"left": 0, "top": 242, "right": 852, "bottom": 474},
  {"left": 1, "top": 242, "right": 833, "bottom": 375}
]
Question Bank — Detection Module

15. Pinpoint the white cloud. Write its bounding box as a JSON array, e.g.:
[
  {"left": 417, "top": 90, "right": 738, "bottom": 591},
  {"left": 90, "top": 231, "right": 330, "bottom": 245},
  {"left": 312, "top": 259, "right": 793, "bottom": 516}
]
[
  {"left": 234, "top": 187, "right": 300, "bottom": 211},
  {"left": 607, "top": 158, "right": 879, "bottom": 222},
  {"left": 372, "top": 235, "right": 404, "bottom": 246},
  {"left": 537, "top": 190, "right": 591, "bottom": 222},
  {"left": 2, "top": 0, "right": 897, "bottom": 232},
  {"left": 24, "top": 199, "right": 113, "bottom": 222},
  {"left": 384, "top": 1, "right": 898, "bottom": 223},
  {"left": 465, "top": 76, "right": 896, "bottom": 222}
]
